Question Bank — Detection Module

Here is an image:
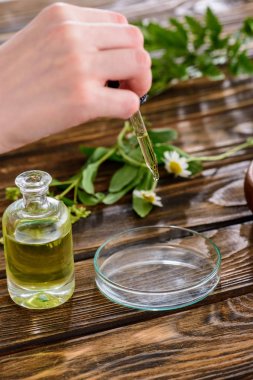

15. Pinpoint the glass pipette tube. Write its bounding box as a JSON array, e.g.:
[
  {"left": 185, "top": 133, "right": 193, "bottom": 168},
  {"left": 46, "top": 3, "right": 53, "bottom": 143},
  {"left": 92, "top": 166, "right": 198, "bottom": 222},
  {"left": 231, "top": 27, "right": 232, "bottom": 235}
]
[{"left": 130, "top": 96, "right": 159, "bottom": 181}]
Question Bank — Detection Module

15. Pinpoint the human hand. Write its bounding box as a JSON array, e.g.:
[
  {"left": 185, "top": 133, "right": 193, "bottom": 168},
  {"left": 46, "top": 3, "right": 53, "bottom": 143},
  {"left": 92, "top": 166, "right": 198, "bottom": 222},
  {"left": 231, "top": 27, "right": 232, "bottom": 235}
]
[{"left": 0, "top": 2, "right": 152, "bottom": 153}]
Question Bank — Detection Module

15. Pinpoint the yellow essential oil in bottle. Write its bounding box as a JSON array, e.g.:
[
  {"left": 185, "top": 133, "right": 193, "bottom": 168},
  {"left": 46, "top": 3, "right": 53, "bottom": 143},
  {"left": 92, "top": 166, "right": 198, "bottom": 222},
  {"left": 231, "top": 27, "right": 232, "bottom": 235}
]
[{"left": 2, "top": 170, "right": 75, "bottom": 309}]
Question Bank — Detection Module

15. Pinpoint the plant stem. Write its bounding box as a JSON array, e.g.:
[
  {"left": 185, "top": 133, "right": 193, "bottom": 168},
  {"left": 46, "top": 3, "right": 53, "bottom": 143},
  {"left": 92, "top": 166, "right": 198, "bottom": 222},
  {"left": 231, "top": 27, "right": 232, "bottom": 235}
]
[
  {"left": 187, "top": 139, "right": 253, "bottom": 162},
  {"left": 118, "top": 121, "right": 131, "bottom": 142},
  {"left": 50, "top": 179, "right": 74, "bottom": 186},
  {"left": 74, "top": 180, "right": 79, "bottom": 203},
  {"left": 57, "top": 176, "right": 81, "bottom": 199},
  {"left": 57, "top": 147, "right": 117, "bottom": 201},
  {"left": 117, "top": 121, "right": 146, "bottom": 168},
  {"left": 151, "top": 180, "right": 158, "bottom": 191},
  {"left": 96, "top": 146, "right": 117, "bottom": 165},
  {"left": 118, "top": 147, "right": 147, "bottom": 168}
]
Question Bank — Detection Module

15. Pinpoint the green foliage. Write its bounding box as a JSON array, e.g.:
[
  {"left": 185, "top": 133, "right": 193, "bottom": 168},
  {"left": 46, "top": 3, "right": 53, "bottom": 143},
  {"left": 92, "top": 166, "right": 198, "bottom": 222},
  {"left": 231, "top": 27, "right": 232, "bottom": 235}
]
[
  {"left": 81, "top": 163, "right": 99, "bottom": 194},
  {"left": 205, "top": 7, "right": 222, "bottom": 36},
  {"left": 133, "top": 195, "right": 153, "bottom": 218},
  {"left": 241, "top": 17, "right": 253, "bottom": 37},
  {"left": 109, "top": 164, "right": 139, "bottom": 192},
  {"left": 5, "top": 187, "right": 21, "bottom": 201},
  {"left": 51, "top": 122, "right": 179, "bottom": 220},
  {"left": 148, "top": 129, "right": 177, "bottom": 144},
  {"left": 136, "top": 8, "right": 253, "bottom": 96},
  {"left": 69, "top": 205, "right": 91, "bottom": 224},
  {"left": 132, "top": 171, "right": 156, "bottom": 217},
  {"left": 78, "top": 190, "right": 105, "bottom": 206},
  {"left": 4, "top": 119, "right": 253, "bottom": 222}
]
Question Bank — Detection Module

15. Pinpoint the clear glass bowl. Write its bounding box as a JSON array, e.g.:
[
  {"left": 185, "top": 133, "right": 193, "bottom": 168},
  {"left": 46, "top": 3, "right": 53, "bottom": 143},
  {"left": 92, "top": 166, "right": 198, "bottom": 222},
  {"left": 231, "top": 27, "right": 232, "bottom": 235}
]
[{"left": 94, "top": 226, "right": 221, "bottom": 311}]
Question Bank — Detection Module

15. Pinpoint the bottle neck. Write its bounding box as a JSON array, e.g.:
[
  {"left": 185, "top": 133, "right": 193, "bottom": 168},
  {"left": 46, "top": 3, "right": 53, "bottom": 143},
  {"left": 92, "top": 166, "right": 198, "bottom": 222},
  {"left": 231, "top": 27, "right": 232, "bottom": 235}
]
[{"left": 23, "top": 192, "right": 49, "bottom": 214}]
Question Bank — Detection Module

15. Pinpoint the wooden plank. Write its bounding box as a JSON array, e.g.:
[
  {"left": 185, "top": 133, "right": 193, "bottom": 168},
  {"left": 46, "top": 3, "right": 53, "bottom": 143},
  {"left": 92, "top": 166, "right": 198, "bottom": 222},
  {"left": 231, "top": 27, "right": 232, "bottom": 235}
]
[
  {"left": 0, "top": 2, "right": 252, "bottom": 376},
  {"left": 0, "top": 0, "right": 252, "bottom": 34},
  {"left": 0, "top": 157, "right": 252, "bottom": 276},
  {"left": 0, "top": 0, "right": 117, "bottom": 33},
  {"left": 0, "top": 222, "right": 253, "bottom": 353},
  {"left": 70, "top": 158, "right": 253, "bottom": 254},
  {"left": 0, "top": 75, "right": 252, "bottom": 159},
  {"left": 0, "top": 76, "right": 252, "bottom": 201},
  {"left": 0, "top": 75, "right": 252, "bottom": 277},
  {"left": 1, "top": 291, "right": 253, "bottom": 379}
]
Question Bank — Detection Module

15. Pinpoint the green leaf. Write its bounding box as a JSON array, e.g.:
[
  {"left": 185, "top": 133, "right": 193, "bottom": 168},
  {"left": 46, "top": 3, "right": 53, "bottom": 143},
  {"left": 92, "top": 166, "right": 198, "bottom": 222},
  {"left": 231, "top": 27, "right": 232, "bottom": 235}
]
[
  {"left": 201, "top": 64, "right": 224, "bottom": 80},
  {"left": 136, "top": 169, "right": 154, "bottom": 190},
  {"left": 81, "top": 163, "right": 99, "bottom": 194},
  {"left": 187, "top": 160, "right": 203, "bottom": 176},
  {"left": 128, "top": 147, "right": 144, "bottom": 162},
  {"left": 196, "top": 54, "right": 225, "bottom": 79},
  {"left": 78, "top": 190, "right": 105, "bottom": 206},
  {"left": 102, "top": 190, "right": 128, "bottom": 205},
  {"left": 61, "top": 197, "right": 75, "bottom": 207},
  {"left": 227, "top": 40, "right": 241, "bottom": 59},
  {"left": 148, "top": 128, "right": 177, "bottom": 144},
  {"left": 185, "top": 16, "right": 206, "bottom": 49},
  {"left": 132, "top": 195, "right": 153, "bottom": 218},
  {"left": 87, "top": 147, "right": 110, "bottom": 164},
  {"left": 241, "top": 17, "right": 253, "bottom": 37},
  {"left": 163, "top": 55, "right": 188, "bottom": 79},
  {"left": 234, "top": 52, "right": 253, "bottom": 75},
  {"left": 146, "top": 22, "right": 188, "bottom": 52},
  {"left": 205, "top": 7, "right": 222, "bottom": 36},
  {"left": 103, "top": 167, "right": 146, "bottom": 205},
  {"left": 185, "top": 15, "right": 204, "bottom": 36},
  {"left": 108, "top": 151, "right": 125, "bottom": 163},
  {"left": 79, "top": 146, "right": 96, "bottom": 157},
  {"left": 169, "top": 18, "right": 188, "bottom": 44},
  {"left": 109, "top": 164, "right": 139, "bottom": 192}
]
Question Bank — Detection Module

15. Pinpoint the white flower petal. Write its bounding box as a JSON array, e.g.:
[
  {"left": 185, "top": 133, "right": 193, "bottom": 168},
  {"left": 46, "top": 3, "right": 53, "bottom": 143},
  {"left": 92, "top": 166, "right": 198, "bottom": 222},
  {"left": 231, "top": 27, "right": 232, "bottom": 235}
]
[
  {"left": 153, "top": 199, "right": 163, "bottom": 207},
  {"left": 179, "top": 169, "right": 191, "bottom": 178},
  {"left": 133, "top": 190, "right": 142, "bottom": 198},
  {"left": 171, "top": 151, "right": 180, "bottom": 161},
  {"left": 164, "top": 151, "right": 172, "bottom": 161},
  {"left": 180, "top": 160, "right": 188, "bottom": 169}
]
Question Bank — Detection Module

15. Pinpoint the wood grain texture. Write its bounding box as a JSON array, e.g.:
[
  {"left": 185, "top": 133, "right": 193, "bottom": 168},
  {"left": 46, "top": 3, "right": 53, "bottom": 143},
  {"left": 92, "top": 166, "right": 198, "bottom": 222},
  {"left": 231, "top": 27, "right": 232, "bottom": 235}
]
[
  {"left": 0, "top": 158, "right": 252, "bottom": 277},
  {"left": 1, "top": 222, "right": 253, "bottom": 354},
  {"left": 0, "top": 76, "right": 250, "bottom": 162},
  {"left": 1, "top": 78, "right": 253, "bottom": 276},
  {"left": 1, "top": 292, "right": 253, "bottom": 380},
  {"left": 0, "top": 1, "right": 253, "bottom": 378},
  {"left": 0, "top": 0, "right": 251, "bottom": 35}
]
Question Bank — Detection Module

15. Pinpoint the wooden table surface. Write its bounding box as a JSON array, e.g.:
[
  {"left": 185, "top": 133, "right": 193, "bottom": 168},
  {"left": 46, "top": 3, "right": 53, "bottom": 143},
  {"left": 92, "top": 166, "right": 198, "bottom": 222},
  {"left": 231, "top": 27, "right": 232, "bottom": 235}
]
[{"left": 1, "top": 1, "right": 253, "bottom": 379}]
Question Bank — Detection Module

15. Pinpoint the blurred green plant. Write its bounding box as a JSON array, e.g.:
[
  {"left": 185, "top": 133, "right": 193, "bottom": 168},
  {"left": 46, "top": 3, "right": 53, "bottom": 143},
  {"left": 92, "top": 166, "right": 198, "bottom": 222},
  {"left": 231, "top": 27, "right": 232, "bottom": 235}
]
[{"left": 137, "top": 8, "right": 253, "bottom": 95}]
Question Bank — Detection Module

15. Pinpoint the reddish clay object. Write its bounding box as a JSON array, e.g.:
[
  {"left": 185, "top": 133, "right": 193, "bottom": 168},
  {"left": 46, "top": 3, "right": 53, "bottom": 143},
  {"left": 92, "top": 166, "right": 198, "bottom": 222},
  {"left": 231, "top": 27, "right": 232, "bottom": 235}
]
[{"left": 244, "top": 161, "right": 253, "bottom": 212}]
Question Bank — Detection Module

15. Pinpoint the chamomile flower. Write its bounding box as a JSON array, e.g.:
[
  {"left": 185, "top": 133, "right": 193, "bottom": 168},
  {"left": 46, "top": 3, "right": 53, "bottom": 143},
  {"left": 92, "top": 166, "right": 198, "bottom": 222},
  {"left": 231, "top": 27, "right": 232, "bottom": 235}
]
[
  {"left": 133, "top": 190, "right": 163, "bottom": 207},
  {"left": 164, "top": 151, "right": 191, "bottom": 178}
]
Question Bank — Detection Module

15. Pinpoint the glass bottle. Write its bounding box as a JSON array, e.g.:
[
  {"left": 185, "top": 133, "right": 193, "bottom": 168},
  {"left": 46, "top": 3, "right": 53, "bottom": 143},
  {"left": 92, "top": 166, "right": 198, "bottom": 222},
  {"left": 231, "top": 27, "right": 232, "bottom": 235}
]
[{"left": 2, "top": 170, "right": 75, "bottom": 309}]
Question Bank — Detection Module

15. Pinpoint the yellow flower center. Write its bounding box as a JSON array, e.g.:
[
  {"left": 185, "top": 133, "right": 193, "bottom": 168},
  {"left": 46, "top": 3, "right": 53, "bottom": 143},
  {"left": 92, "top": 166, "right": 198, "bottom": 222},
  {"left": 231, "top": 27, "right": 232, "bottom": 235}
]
[
  {"left": 143, "top": 193, "right": 155, "bottom": 203},
  {"left": 169, "top": 161, "right": 182, "bottom": 175}
]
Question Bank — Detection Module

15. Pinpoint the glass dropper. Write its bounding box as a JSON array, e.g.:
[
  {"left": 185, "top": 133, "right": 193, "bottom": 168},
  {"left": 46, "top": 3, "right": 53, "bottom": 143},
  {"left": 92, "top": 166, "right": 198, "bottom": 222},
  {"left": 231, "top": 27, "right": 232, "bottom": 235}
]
[{"left": 130, "top": 95, "right": 159, "bottom": 181}]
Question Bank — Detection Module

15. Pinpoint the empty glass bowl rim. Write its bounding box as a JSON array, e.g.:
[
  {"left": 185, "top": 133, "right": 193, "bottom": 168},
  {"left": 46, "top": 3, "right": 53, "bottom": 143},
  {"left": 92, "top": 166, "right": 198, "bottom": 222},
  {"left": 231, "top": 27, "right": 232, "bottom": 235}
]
[{"left": 94, "top": 225, "right": 221, "bottom": 294}]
